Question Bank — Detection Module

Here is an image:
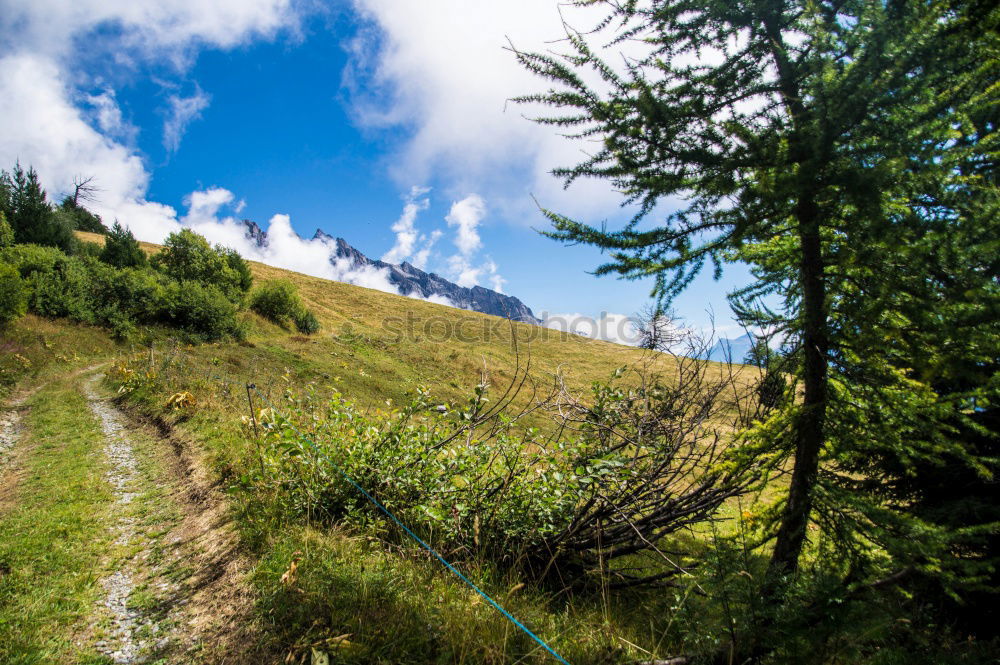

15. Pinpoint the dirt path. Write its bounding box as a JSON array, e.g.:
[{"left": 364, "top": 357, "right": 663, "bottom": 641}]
[
  {"left": 85, "top": 376, "right": 165, "bottom": 663},
  {"left": 0, "top": 387, "right": 35, "bottom": 465},
  {"left": 0, "top": 387, "right": 39, "bottom": 513},
  {"left": 83, "top": 373, "right": 263, "bottom": 664}
]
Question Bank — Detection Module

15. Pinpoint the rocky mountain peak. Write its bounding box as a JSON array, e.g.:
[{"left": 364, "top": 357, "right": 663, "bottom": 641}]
[{"left": 243, "top": 220, "right": 541, "bottom": 324}]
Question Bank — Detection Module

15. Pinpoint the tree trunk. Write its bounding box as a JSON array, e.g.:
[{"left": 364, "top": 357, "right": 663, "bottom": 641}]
[{"left": 767, "top": 198, "right": 827, "bottom": 580}]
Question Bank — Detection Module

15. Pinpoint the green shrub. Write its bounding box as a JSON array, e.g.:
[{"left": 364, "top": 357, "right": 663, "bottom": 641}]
[
  {"left": 294, "top": 308, "right": 320, "bottom": 335},
  {"left": 220, "top": 246, "right": 253, "bottom": 293},
  {"left": 250, "top": 280, "right": 301, "bottom": 324},
  {"left": 27, "top": 256, "right": 95, "bottom": 323},
  {"left": 75, "top": 241, "right": 104, "bottom": 259},
  {"left": 160, "top": 280, "right": 243, "bottom": 341},
  {"left": 0, "top": 263, "right": 27, "bottom": 327},
  {"left": 101, "top": 221, "right": 146, "bottom": 268},
  {"left": 93, "top": 266, "right": 165, "bottom": 322},
  {"left": 151, "top": 229, "right": 251, "bottom": 302},
  {"left": 0, "top": 244, "right": 65, "bottom": 278},
  {"left": 0, "top": 211, "right": 12, "bottom": 248}
]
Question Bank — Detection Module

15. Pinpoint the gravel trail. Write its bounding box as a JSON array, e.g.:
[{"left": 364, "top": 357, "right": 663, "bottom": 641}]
[
  {"left": 0, "top": 389, "right": 33, "bottom": 468},
  {"left": 85, "top": 376, "right": 163, "bottom": 664}
]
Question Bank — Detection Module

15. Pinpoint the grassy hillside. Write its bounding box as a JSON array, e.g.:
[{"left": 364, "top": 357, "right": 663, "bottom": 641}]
[{"left": 74, "top": 230, "right": 746, "bottom": 412}]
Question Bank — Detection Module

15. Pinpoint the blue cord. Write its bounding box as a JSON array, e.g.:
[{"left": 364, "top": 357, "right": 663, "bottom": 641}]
[{"left": 251, "top": 386, "right": 573, "bottom": 665}]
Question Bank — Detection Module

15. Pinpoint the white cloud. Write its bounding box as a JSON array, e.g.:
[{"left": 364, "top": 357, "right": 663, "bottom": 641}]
[
  {"left": 411, "top": 229, "right": 441, "bottom": 270},
  {"left": 1, "top": 0, "right": 297, "bottom": 64},
  {"left": 85, "top": 89, "right": 135, "bottom": 142},
  {"left": 0, "top": 0, "right": 300, "bottom": 244},
  {"left": 163, "top": 88, "right": 210, "bottom": 153},
  {"left": 445, "top": 194, "right": 485, "bottom": 257},
  {"left": 447, "top": 255, "right": 480, "bottom": 289},
  {"left": 0, "top": 53, "right": 179, "bottom": 236},
  {"left": 436, "top": 193, "right": 510, "bottom": 292},
  {"left": 382, "top": 185, "right": 430, "bottom": 264},
  {"left": 344, "top": 0, "right": 630, "bottom": 223}
]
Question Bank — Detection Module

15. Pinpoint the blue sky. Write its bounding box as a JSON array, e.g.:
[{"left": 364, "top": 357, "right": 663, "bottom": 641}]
[{"left": 0, "top": 0, "right": 751, "bottom": 341}]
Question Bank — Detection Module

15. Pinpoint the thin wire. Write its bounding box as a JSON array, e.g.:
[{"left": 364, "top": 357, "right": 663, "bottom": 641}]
[{"left": 250, "top": 386, "right": 573, "bottom": 665}]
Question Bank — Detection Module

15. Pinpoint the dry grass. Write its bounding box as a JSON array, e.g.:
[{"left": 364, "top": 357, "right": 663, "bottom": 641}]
[{"left": 76, "top": 230, "right": 754, "bottom": 415}]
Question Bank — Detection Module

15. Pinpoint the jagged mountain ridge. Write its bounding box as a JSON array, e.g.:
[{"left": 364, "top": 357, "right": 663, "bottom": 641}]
[{"left": 243, "top": 220, "right": 540, "bottom": 324}]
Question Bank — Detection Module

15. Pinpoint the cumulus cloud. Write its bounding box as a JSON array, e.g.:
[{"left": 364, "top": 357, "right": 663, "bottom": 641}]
[
  {"left": 445, "top": 194, "right": 485, "bottom": 257},
  {"left": 434, "top": 194, "right": 509, "bottom": 291},
  {"left": 163, "top": 88, "right": 210, "bottom": 153},
  {"left": 344, "top": 0, "right": 632, "bottom": 223},
  {"left": 1, "top": 0, "right": 297, "bottom": 64},
  {"left": 0, "top": 53, "right": 180, "bottom": 236},
  {"left": 85, "top": 89, "right": 136, "bottom": 142},
  {"left": 382, "top": 185, "right": 430, "bottom": 264},
  {"left": 410, "top": 229, "right": 441, "bottom": 270},
  {"left": 0, "top": 0, "right": 300, "bottom": 244}
]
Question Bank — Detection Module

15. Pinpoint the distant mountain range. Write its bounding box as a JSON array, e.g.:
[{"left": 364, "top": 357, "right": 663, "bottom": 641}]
[
  {"left": 703, "top": 334, "right": 755, "bottom": 363},
  {"left": 243, "top": 220, "right": 541, "bottom": 324}
]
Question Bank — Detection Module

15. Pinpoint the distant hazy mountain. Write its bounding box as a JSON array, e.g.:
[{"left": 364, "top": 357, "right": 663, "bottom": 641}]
[
  {"left": 243, "top": 220, "right": 540, "bottom": 324},
  {"left": 703, "top": 334, "right": 755, "bottom": 363}
]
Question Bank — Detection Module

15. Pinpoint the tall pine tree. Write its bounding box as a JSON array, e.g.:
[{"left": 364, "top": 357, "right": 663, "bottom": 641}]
[{"left": 514, "top": 0, "right": 999, "bottom": 617}]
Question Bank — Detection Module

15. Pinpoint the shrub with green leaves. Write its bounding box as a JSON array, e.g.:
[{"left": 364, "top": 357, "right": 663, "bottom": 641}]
[
  {"left": 151, "top": 229, "right": 252, "bottom": 303},
  {"left": 256, "top": 362, "right": 751, "bottom": 585},
  {"left": 75, "top": 241, "right": 104, "bottom": 259},
  {"left": 293, "top": 308, "right": 320, "bottom": 335},
  {"left": 0, "top": 263, "right": 27, "bottom": 327},
  {"left": 160, "top": 280, "right": 244, "bottom": 341},
  {"left": 250, "top": 279, "right": 320, "bottom": 334},
  {"left": 250, "top": 280, "right": 301, "bottom": 323},
  {"left": 27, "top": 255, "right": 95, "bottom": 323},
  {"left": 0, "top": 244, "right": 65, "bottom": 278}
]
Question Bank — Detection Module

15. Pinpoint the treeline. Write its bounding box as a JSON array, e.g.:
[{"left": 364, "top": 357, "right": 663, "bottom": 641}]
[{"left": 0, "top": 163, "right": 318, "bottom": 340}]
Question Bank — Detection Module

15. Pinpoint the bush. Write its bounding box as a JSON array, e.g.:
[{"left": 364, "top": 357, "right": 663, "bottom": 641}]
[
  {"left": 151, "top": 229, "right": 251, "bottom": 303},
  {"left": 0, "top": 263, "right": 27, "bottom": 327},
  {"left": 0, "top": 211, "right": 12, "bottom": 248},
  {"left": 294, "top": 308, "right": 320, "bottom": 335},
  {"left": 259, "top": 361, "right": 752, "bottom": 585},
  {"left": 101, "top": 221, "right": 146, "bottom": 268},
  {"left": 220, "top": 246, "right": 253, "bottom": 293},
  {"left": 0, "top": 244, "right": 66, "bottom": 278},
  {"left": 75, "top": 241, "right": 104, "bottom": 259},
  {"left": 250, "top": 280, "right": 301, "bottom": 324},
  {"left": 27, "top": 255, "right": 96, "bottom": 323},
  {"left": 160, "top": 280, "right": 244, "bottom": 341}
]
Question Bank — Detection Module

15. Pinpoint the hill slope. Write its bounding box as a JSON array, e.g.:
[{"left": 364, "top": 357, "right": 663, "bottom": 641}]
[{"left": 74, "top": 230, "right": 714, "bottom": 410}]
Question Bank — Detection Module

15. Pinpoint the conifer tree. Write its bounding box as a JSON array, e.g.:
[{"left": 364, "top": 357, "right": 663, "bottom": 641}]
[
  {"left": 1, "top": 163, "right": 73, "bottom": 250},
  {"left": 0, "top": 211, "right": 13, "bottom": 248},
  {"left": 100, "top": 221, "right": 146, "bottom": 268},
  {"left": 514, "top": 0, "right": 999, "bottom": 613}
]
